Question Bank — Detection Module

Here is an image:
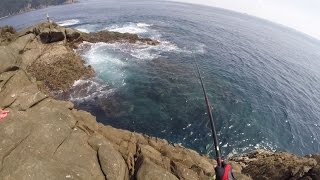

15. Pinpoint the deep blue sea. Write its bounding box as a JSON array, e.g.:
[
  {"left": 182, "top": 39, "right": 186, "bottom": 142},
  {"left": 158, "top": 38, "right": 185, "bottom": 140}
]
[{"left": 1, "top": 0, "right": 320, "bottom": 157}]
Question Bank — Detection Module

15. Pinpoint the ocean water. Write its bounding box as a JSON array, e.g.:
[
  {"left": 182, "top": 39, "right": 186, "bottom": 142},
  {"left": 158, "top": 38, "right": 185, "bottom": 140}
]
[{"left": 1, "top": 0, "right": 320, "bottom": 157}]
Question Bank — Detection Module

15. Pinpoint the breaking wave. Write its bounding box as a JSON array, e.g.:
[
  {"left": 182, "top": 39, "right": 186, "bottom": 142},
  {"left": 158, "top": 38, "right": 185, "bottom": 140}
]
[
  {"left": 57, "top": 19, "right": 80, "bottom": 26},
  {"left": 69, "top": 22, "right": 206, "bottom": 103},
  {"left": 106, "top": 22, "right": 151, "bottom": 34}
]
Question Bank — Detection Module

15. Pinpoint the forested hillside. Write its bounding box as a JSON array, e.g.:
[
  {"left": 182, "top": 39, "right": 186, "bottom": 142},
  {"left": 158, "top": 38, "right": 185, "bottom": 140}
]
[{"left": 0, "top": 0, "right": 71, "bottom": 17}]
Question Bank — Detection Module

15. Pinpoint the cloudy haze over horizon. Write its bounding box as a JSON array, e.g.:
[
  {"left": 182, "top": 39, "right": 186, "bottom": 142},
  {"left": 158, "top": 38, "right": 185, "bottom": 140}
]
[{"left": 169, "top": 0, "right": 320, "bottom": 40}]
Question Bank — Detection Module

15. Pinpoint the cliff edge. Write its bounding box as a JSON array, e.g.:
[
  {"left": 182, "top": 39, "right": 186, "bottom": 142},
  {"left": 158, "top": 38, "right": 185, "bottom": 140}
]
[{"left": 0, "top": 23, "right": 319, "bottom": 180}]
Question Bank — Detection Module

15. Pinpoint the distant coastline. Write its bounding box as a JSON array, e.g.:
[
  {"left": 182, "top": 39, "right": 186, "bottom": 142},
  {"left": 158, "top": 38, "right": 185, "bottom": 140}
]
[{"left": 0, "top": 0, "right": 76, "bottom": 20}]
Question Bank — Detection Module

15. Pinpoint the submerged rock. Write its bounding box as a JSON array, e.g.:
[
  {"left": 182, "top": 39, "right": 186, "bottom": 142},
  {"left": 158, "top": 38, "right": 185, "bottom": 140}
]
[{"left": 81, "top": 31, "right": 159, "bottom": 45}]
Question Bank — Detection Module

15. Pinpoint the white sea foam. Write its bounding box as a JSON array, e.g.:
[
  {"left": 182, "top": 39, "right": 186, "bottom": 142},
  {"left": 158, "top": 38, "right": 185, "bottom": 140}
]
[
  {"left": 226, "top": 140, "right": 278, "bottom": 158},
  {"left": 105, "top": 22, "right": 152, "bottom": 34},
  {"left": 75, "top": 22, "right": 205, "bottom": 60},
  {"left": 71, "top": 22, "right": 206, "bottom": 101},
  {"left": 84, "top": 40, "right": 183, "bottom": 60},
  {"left": 80, "top": 42, "right": 127, "bottom": 88},
  {"left": 75, "top": 24, "right": 100, "bottom": 33},
  {"left": 0, "top": 16, "right": 9, "bottom": 20},
  {"left": 68, "top": 78, "right": 115, "bottom": 103},
  {"left": 57, "top": 19, "right": 80, "bottom": 26},
  {"left": 128, "top": 40, "right": 182, "bottom": 59},
  {"left": 222, "top": 143, "right": 229, "bottom": 148},
  {"left": 68, "top": 42, "right": 127, "bottom": 102},
  {"left": 76, "top": 28, "right": 90, "bottom": 33},
  {"left": 137, "top": 23, "right": 152, "bottom": 27}
]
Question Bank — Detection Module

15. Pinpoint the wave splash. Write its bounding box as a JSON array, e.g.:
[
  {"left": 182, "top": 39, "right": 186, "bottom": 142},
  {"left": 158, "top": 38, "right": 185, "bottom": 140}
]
[
  {"left": 106, "top": 22, "right": 152, "bottom": 34},
  {"left": 68, "top": 22, "right": 207, "bottom": 124},
  {"left": 57, "top": 19, "right": 80, "bottom": 26}
]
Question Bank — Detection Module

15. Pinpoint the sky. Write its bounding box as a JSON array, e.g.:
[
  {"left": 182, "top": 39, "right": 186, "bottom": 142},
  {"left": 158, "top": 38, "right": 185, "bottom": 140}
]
[{"left": 169, "top": 0, "right": 320, "bottom": 40}]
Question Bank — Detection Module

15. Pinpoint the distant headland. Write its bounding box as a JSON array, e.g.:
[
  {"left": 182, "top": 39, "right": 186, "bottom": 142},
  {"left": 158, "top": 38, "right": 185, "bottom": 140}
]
[{"left": 0, "top": 0, "right": 75, "bottom": 18}]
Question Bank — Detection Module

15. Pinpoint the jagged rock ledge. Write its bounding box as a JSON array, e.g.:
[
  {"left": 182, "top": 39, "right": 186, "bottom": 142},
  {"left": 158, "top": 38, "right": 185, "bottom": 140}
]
[{"left": 0, "top": 23, "right": 319, "bottom": 180}]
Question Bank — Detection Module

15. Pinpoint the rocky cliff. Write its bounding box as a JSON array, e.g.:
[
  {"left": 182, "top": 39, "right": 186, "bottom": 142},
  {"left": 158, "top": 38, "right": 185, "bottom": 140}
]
[{"left": 0, "top": 22, "right": 319, "bottom": 180}]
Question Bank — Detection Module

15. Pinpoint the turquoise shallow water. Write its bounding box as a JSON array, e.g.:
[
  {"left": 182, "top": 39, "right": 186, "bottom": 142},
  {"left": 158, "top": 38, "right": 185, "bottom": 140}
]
[{"left": 2, "top": 0, "right": 320, "bottom": 156}]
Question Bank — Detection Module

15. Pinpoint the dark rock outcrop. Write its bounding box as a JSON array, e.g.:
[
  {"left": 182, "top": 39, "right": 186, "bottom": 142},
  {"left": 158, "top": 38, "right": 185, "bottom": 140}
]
[
  {"left": 81, "top": 31, "right": 159, "bottom": 45},
  {"left": 39, "top": 29, "right": 65, "bottom": 43}
]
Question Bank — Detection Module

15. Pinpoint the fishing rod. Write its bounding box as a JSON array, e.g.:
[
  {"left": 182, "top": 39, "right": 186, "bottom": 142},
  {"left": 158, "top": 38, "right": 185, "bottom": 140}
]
[{"left": 193, "top": 57, "right": 222, "bottom": 167}]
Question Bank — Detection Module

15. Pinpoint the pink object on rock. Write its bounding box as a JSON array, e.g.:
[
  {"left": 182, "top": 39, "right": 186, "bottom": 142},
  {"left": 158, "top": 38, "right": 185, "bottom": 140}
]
[{"left": 0, "top": 110, "right": 9, "bottom": 122}]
